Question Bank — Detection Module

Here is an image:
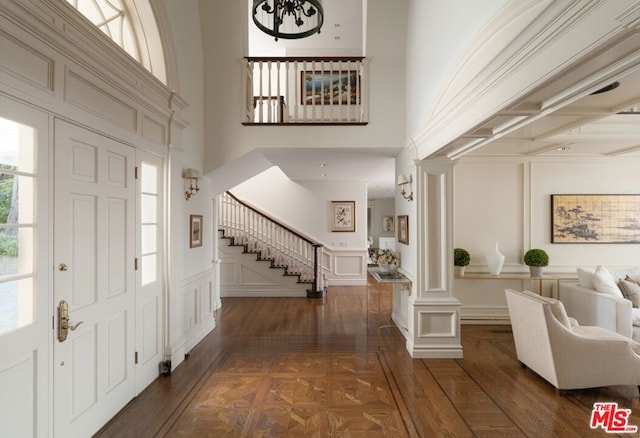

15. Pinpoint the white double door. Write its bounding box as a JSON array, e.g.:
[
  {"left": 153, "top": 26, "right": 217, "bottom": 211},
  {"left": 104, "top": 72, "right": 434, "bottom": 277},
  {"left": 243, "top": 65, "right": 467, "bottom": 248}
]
[{"left": 0, "top": 102, "right": 163, "bottom": 437}]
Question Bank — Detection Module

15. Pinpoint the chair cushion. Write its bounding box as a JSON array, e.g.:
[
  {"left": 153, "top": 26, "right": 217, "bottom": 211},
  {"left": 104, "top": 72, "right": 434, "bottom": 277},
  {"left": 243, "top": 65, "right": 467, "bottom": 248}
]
[
  {"left": 619, "top": 279, "right": 640, "bottom": 308},
  {"left": 573, "top": 325, "right": 640, "bottom": 355},
  {"left": 592, "top": 266, "right": 623, "bottom": 298}
]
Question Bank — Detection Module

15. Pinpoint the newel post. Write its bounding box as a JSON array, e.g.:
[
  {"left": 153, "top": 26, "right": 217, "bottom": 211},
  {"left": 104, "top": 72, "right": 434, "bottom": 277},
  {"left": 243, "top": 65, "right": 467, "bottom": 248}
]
[{"left": 406, "top": 157, "right": 463, "bottom": 359}]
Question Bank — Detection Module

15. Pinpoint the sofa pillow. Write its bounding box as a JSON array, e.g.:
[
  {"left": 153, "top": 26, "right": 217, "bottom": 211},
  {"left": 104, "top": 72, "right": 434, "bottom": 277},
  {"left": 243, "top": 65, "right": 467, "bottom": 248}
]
[
  {"left": 626, "top": 269, "right": 640, "bottom": 284},
  {"left": 577, "top": 268, "right": 595, "bottom": 289},
  {"left": 592, "top": 266, "right": 624, "bottom": 298},
  {"left": 619, "top": 279, "right": 640, "bottom": 308}
]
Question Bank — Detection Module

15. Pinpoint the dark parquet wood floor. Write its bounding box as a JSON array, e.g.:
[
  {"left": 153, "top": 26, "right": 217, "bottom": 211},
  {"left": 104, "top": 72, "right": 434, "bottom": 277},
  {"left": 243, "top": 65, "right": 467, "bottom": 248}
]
[{"left": 96, "top": 276, "right": 640, "bottom": 437}]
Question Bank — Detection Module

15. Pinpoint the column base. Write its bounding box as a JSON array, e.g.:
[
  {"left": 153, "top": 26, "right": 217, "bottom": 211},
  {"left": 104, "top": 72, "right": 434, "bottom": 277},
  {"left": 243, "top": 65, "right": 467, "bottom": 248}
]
[{"left": 406, "top": 297, "right": 463, "bottom": 359}]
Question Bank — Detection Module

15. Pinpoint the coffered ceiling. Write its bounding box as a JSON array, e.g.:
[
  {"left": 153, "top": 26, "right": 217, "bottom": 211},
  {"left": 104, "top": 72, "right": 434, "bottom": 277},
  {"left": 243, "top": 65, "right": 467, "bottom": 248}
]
[{"left": 434, "top": 64, "right": 640, "bottom": 159}]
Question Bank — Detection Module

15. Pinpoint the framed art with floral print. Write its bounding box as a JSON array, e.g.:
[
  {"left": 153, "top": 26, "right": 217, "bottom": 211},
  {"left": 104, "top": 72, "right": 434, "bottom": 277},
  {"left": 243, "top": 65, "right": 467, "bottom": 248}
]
[
  {"left": 551, "top": 194, "right": 640, "bottom": 243},
  {"left": 397, "top": 215, "right": 409, "bottom": 245},
  {"left": 331, "top": 201, "right": 355, "bottom": 232}
]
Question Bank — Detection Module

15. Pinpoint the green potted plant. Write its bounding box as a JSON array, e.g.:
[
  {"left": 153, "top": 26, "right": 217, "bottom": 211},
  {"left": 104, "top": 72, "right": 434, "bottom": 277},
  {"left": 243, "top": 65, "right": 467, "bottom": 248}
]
[
  {"left": 453, "top": 248, "right": 470, "bottom": 276},
  {"left": 523, "top": 249, "right": 549, "bottom": 277}
]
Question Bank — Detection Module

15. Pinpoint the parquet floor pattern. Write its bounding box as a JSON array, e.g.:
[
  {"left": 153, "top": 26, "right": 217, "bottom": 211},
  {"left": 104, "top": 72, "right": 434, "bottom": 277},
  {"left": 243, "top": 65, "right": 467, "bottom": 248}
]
[
  {"left": 165, "top": 351, "right": 411, "bottom": 437},
  {"left": 97, "top": 278, "right": 640, "bottom": 438}
]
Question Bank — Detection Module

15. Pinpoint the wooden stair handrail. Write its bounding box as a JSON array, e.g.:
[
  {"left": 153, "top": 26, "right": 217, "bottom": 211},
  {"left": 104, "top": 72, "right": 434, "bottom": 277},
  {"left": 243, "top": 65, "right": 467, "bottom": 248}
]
[{"left": 225, "top": 191, "right": 321, "bottom": 248}]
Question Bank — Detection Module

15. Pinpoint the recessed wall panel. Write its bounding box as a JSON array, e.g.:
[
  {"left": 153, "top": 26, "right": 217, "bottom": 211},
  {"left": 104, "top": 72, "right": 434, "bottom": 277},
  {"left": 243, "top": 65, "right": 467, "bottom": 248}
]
[{"left": 0, "top": 353, "right": 35, "bottom": 437}]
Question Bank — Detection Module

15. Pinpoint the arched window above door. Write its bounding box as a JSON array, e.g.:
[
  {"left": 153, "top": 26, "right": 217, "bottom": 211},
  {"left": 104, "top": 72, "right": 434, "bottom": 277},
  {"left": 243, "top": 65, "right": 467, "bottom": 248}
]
[{"left": 65, "top": 0, "right": 167, "bottom": 85}]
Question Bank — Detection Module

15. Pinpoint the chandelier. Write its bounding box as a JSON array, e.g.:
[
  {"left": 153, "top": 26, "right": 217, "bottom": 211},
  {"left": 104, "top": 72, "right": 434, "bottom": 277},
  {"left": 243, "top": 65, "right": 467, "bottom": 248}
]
[{"left": 252, "top": 0, "right": 324, "bottom": 41}]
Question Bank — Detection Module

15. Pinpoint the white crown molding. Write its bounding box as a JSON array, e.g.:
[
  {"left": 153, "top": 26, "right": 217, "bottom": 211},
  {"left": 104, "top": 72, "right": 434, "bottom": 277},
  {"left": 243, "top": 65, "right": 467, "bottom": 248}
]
[{"left": 409, "top": 0, "right": 640, "bottom": 161}]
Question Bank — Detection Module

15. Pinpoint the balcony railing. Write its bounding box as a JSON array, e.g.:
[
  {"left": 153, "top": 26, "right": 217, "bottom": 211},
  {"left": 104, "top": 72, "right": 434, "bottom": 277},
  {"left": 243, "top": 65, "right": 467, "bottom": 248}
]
[{"left": 242, "top": 57, "right": 368, "bottom": 125}]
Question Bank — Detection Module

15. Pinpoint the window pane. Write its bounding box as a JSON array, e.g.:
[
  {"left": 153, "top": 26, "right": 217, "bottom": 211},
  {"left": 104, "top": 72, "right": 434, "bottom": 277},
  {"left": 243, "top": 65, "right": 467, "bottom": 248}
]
[
  {"left": 0, "top": 118, "right": 34, "bottom": 172},
  {"left": 141, "top": 254, "right": 156, "bottom": 286},
  {"left": 141, "top": 194, "right": 157, "bottom": 223},
  {"left": 0, "top": 227, "right": 33, "bottom": 278},
  {"left": 141, "top": 224, "right": 157, "bottom": 254},
  {"left": 141, "top": 163, "right": 157, "bottom": 194},
  {"left": 0, "top": 277, "right": 33, "bottom": 335}
]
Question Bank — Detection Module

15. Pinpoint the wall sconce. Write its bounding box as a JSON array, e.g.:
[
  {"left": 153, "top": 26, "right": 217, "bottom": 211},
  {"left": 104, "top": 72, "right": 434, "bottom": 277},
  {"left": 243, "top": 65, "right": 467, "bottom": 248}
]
[
  {"left": 183, "top": 168, "right": 200, "bottom": 200},
  {"left": 397, "top": 174, "right": 413, "bottom": 202}
]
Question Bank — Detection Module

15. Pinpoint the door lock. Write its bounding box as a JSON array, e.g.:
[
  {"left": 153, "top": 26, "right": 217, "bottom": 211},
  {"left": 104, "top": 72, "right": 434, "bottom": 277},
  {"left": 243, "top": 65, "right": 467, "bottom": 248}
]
[{"left": 57, "top": 300, "right": 84, "bottom": 342}]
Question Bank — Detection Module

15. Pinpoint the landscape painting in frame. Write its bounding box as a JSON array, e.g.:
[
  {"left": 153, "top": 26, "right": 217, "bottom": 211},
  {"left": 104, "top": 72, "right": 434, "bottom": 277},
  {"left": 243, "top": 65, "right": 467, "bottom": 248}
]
[
  {"left": 301, "top": 71, "right": 360, "bottom": 105},
  {"left": 551, "top": 194, "right": 640, "bottom": 243}
]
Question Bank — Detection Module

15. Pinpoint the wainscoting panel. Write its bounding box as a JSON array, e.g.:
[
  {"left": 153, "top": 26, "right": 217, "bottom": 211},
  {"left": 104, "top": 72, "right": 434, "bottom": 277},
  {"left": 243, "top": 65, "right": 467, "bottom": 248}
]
[{"left": 181, "top": 269, "right": 216, "bottom": 354}]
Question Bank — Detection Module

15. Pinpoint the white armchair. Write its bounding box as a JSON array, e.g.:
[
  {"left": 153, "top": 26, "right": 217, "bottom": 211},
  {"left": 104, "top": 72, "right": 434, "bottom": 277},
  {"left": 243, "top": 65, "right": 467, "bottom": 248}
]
[{"left": 505, "top": 289, "right": 640, "bottom": 393}]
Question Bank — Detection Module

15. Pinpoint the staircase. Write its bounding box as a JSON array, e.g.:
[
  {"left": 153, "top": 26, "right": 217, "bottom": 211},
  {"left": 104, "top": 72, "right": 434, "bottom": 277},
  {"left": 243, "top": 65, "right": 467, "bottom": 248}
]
[{"left": 218, "top": 192, "right": 325, "bottom": 298}]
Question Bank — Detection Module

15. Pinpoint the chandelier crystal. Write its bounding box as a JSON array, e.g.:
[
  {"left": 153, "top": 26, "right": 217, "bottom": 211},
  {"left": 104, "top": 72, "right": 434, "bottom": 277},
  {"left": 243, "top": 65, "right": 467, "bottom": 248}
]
[{"left": 252, "top": 0, "right": 324, "bottom": 41}]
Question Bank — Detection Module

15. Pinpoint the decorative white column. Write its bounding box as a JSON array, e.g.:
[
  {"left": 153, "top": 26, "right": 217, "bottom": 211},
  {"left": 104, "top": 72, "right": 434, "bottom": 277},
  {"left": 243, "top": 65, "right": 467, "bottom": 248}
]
[{"left": 406, "top": 157, "right": 462, "bottom": 358}]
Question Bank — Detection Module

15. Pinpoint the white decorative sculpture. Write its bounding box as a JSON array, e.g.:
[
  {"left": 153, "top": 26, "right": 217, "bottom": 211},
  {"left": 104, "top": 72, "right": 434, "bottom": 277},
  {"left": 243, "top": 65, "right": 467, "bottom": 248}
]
[{"left": 486, "top": 241, "right": 505, "bottom": 276}]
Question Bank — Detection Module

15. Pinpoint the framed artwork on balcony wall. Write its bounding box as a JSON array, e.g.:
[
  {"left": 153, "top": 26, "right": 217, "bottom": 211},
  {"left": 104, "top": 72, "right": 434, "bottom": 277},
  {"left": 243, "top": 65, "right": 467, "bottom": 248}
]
[
  {"left": 397, "top": 215, "right": 409, "bottom": 245},
  {"left": 331, "top": 201, "right": 356, "bottom": 232},
  {"left": 301, "top": 71, "right": 361, "bottom": 105},
  {"left": 551, "top": 194, "right": 640, "bottom": 243},
  {"left": 190, "top": 214, "right": 203, "bottom": 248}
]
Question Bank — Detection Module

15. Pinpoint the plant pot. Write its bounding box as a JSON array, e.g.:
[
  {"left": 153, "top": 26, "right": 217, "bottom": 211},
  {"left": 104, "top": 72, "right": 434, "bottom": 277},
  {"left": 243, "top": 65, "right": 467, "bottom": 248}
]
[
  {"left": 529, "top": 266, "right": 544, "bottom": 277},
  {"left": 454, "top": 266, "right": 465, "bottom": 277}
]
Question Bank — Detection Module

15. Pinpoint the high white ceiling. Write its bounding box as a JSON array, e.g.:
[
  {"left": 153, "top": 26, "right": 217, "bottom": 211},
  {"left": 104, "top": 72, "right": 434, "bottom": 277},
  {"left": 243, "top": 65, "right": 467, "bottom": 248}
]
[{"left": 250, "top": 1, "right": 640, "bottom": 201}]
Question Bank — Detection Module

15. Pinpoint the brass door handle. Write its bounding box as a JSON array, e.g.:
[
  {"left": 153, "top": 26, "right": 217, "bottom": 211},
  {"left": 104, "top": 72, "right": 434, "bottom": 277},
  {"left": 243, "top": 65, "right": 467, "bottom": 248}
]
[{"left": 57, "top": 300, "right": 84, "bottom": 342}]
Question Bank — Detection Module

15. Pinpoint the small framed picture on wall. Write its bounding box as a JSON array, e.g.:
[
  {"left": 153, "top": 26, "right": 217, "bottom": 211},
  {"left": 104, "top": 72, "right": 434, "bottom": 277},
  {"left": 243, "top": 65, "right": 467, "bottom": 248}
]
[
  {"left": 397, "top": 215, "right": 409, "bottom": 245},
  {"left": 190, "top": 214, "right": 203, "bottom": 248},
  {"left": 382, "top": 216, "right": 394, "bottom": 232},
  {"left": 331, "top": 201, "right": 356, "bottom": 232}
]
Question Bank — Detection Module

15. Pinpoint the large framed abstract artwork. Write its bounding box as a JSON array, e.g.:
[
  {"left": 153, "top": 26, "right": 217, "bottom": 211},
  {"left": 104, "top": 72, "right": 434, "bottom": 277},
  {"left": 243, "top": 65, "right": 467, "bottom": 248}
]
[{"left": 551, "top": 194, "right": 640, "bottom": 243}]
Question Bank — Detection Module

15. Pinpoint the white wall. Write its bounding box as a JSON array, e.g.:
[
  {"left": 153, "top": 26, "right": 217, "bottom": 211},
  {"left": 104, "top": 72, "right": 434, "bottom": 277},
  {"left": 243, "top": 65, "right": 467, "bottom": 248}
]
[
  {"left": 454, "top": 157, "right": 640, "bottom": 322},
  {"left": 368, "top": 198, "right": 395, "bottom": 245},
  {"left": 405, "top": 0, "right": 508, "bottom": 138}
]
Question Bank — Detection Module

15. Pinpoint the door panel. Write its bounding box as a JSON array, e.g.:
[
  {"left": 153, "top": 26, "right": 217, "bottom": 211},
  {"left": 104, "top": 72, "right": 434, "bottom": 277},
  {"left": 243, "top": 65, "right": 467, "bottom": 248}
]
[{"left": 54, "top": 120, "right": 135, "bottom": 437}]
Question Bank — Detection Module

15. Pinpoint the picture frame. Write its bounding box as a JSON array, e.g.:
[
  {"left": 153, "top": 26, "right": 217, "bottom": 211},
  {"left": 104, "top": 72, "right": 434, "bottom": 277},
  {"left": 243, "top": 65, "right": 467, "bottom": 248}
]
[
  {"left": 301, "top": 70, "right": 361, "bottom": 105},
  {"left": 331, "top": 201, "right": 356, "bottom": 232},
  {"left": 551, "top": 194, "right": 640, "bottom": 243},
  {"left": 397, "top": 215, "right": 409, "bottom": 245},
  {"left": 382, "top": 216, "right": 395, "bottom": 232},
  {"left": 190, "top": 214, "right": 203, "bottom": 248}
]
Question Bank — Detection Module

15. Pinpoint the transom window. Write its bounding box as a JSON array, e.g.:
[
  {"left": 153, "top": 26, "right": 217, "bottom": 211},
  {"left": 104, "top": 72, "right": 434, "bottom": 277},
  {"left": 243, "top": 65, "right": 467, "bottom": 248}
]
[{"left": 65, "top": 0, "right": 167, "bottom": 84}]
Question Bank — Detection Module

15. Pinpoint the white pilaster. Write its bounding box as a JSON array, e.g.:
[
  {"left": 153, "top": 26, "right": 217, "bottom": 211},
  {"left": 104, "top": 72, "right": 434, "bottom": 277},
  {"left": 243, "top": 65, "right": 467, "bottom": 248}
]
[{"left": 407, "top": 157, "right": 462, "bottom": 358}]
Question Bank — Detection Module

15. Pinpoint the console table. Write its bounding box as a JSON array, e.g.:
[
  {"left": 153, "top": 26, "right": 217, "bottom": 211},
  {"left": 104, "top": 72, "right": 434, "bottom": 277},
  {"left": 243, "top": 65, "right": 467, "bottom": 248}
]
[
  {"left": 367, "top": 267, "right": 411, "bottom": 332},
  {"left": 455, "top": 272, "right": 577, "bottom": 298}
]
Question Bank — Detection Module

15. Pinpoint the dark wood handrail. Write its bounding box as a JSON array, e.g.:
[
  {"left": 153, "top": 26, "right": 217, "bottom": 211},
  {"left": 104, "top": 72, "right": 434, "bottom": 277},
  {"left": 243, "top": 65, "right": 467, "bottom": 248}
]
[
  {"left": 226, "top": 191, "right": 321, "bottom": 247},
  {"left": 245, "top": 56, "right": 365, "bottom": 62}
]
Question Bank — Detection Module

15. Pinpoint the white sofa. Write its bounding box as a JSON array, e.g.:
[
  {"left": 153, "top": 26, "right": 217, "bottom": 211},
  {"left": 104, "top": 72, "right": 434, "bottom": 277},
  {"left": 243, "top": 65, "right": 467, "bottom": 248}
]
[
  {"left": 559, "top": 266, "right": 640, "bottom": 343},
  {"left": 505, "top": 288, "right": 640, "bottom": 392}
]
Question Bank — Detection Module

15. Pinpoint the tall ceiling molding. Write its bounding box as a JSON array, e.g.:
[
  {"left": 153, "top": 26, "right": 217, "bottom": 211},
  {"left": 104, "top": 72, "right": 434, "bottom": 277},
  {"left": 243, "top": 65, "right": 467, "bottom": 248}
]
[{"left": 409, "top": 0, "right": 640, "bottom": 161}]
